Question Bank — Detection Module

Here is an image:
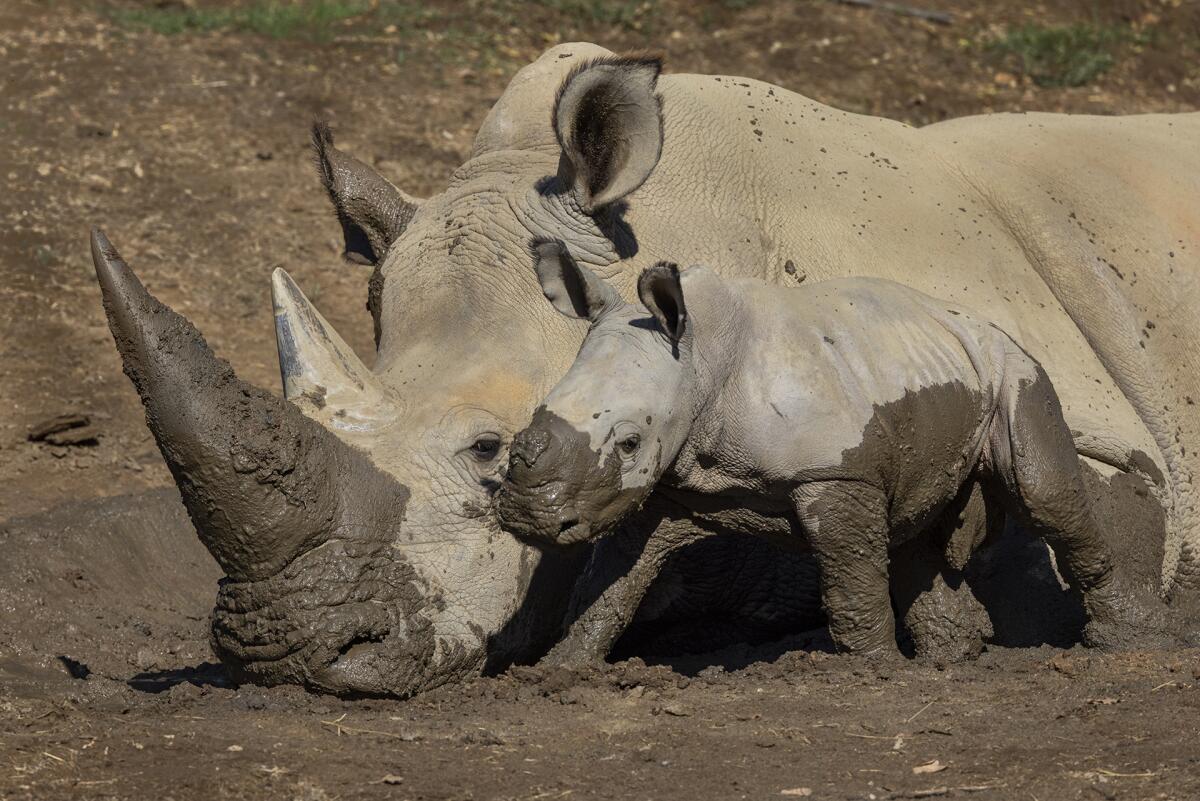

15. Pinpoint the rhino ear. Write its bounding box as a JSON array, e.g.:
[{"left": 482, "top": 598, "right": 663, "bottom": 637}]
[
  {"left": 552, "top": 56, "right": 664, "bottom": 215},
  {"left": 312, "top": 122, "right": 420, "bottom": 266},
  {"left": 638, "top": 262, "right": 688, "bottom": 344},
  {"left": 533, "top": 239, "right": 620, "bottom": 321}
]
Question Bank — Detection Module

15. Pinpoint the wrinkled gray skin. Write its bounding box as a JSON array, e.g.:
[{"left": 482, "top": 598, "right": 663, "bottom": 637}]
[
  {"left": 498, "top": 253, "right": 1165, "bottom": 660},
  {"left": 92, "top": 43, "right": 1200, "bottom": 696}
]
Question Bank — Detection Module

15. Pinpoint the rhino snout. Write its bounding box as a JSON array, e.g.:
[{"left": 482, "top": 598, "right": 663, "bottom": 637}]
[
  {"left": 497, "top": 410, "right": 630, "bottom": 547},
  {"left": 510, "top": 427, "right": 551, "bottom": 469}
]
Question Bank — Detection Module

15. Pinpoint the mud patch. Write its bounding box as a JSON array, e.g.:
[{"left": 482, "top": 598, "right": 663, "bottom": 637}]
[{"left": 0, "top": 490, "right": 221, "bottom": 695}]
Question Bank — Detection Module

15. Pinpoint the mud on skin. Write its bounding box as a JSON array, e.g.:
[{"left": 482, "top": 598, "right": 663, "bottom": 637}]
[
  {"left": 91, "top": 230, "right": 474, "bottom": 697},
  {"left": 499, "top": 405, "right": 653, "bottom": 546},
  {"left": 500, "top": 257, "right": 1179, "bottom": 662}
]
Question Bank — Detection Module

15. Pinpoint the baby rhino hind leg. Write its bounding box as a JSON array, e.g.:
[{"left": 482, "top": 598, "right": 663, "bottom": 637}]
[
  {"left": 991, "top": 354, "right": 1158, "bottom": 648},
  {"left": 891, "top": 481, "right": 995, "bottom": 663}
]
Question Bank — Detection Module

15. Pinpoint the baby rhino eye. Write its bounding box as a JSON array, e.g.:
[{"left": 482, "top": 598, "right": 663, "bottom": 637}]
[{"left": 617, "top": 433, "right": 641, "bottom": 457}]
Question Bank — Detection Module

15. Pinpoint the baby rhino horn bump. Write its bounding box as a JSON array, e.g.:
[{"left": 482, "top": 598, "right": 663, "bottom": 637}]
[
  {"left": 90, "top": 230, "right": 387, "bottom": 582},
  {"left": 271, "top": 268, "right": 397, "bottom": 430}
]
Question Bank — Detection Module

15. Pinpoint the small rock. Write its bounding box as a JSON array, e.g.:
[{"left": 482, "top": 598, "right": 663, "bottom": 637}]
[
  {"left": 134, "top": 648, "right": 160, "bottom": 671},
  {"left": 84, "top": 173, "right": 113, "bottom": 191},
  {"left": 45, "top": 426, "right": 99, "bottom": 447},
  {"left": 780, "top": 789, "right": 812, "bottom": 797},
  {"left": 28, "top": 413, "right": 89, "bottom": 441},
  {"left": 1048, "top": 653, "right": 1076, "bottom": 677}
]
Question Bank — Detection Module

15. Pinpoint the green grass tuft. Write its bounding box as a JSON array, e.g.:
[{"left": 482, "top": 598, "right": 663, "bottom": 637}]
[
  {"left": 988, "top": 23, "right": 1139, "bottom": 88},
  {"left": 112, "top": 0, "right": 372, "bottom": 40}
]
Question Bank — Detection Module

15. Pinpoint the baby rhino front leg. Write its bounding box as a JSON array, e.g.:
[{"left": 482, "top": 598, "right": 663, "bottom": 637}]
[{"left": 792, "top": 481, "right": 897, "bottom": 656}]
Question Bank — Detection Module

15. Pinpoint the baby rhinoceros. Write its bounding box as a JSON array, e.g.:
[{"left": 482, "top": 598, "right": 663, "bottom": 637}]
[{"left": 496, "top": 241, "right": 1139, "bottom": 659}]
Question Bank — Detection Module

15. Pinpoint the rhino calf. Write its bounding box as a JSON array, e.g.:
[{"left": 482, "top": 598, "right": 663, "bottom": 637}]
[{"left": 497, "top": 242, "right": 1146, "bottom": 659}]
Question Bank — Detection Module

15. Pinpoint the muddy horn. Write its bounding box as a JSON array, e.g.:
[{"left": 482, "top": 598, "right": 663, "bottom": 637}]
[{"left": 90, "top": 229, "right": 404, "bottom": 582}]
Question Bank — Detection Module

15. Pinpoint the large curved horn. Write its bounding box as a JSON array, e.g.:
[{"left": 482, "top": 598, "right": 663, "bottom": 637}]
[
  {"left": 91, "top": 230, "right": 404, "bottom": 581},
  {"left": 271, "top": 268, "right": 398, "bottom": 432}
]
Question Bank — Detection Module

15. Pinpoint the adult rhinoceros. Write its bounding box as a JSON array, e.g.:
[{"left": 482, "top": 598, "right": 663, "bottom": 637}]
[{"left": 91, "top": 43, "right": 1200, "bottom": 697}]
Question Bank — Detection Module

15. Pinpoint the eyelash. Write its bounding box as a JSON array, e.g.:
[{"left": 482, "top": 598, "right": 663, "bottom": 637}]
[{"left": 469, "top": 436, "right": 501, "bottom": 460}]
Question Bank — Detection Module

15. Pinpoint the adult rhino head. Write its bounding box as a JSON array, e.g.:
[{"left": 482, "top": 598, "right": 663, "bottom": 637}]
[{"left": 93, "top": 46, "right": 699, "bottom": 696}]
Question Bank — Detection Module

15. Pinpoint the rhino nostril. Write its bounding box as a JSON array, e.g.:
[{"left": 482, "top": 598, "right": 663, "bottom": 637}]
[
  {"left": 330, "top": 631, "right": 388, "bottom": 670},
  {"left": 558, "top": 518, "right": 580, "bottom": 536}
]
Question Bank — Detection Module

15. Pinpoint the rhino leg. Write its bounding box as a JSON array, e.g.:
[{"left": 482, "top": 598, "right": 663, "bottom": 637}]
[
  {"left": 792, "top": 481, "right": 898, "bottom": 656},
  {"left": 541, "top": 497, "right": 703, "bottom": 667},
  {"left": 891, "top": 545, "right": 992, "bottom": 663},
  {"left": 892, "top": 480, "right": 995, "bottom": 663},
  {"left": 993, "top": 359, "right": 1168, "bottom": 648}
]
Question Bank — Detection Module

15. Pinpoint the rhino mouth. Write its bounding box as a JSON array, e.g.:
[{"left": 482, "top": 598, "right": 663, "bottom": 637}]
[
  {"left": 211, "top": 535, "right": 482, "bottom": 698},
  {"left": 556, "top": 519, "right": 593, "bottom": 545}
]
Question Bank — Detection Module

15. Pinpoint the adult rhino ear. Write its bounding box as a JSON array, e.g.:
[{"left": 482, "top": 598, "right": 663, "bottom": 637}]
[
  {"left": 533, "top": 239, "right": 621, "bottom": 321},
  {"left": 312, "top": 121, "right": 420, "bottom": 266},
  {"left": 638, "top": 262, "right": 688, "bottom": 344},
  {"left": 552, "top": 56, "right": 664, "bottom": 215}
]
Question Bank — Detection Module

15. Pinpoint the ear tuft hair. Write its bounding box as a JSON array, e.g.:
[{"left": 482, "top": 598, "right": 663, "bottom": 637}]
[
  {"left": 551, "top": 55, "right": 666, "bottom": 214},
  {"left": 310, "top": 120, "right": 337, "bottom": 195},
  {"left": 637, "top": 261, "right": 688, "bottom": 344}
]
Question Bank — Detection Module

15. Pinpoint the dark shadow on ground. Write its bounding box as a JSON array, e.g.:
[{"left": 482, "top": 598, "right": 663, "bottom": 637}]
[{"left": 127, "top": 662, "right": 234, "bottom": 693}]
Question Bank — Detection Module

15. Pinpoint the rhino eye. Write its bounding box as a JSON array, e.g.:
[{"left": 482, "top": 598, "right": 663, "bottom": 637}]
[
  {"left": 469, "top": 435, "right": 502, "bottom": 461},
  {"left": 617, "top": 433, "right": 641, "bottom": 457}
]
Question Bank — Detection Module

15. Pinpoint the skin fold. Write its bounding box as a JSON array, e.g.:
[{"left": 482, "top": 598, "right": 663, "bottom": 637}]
[{"left": 499, "top": 252, "right": 1168, "bottom": 661}]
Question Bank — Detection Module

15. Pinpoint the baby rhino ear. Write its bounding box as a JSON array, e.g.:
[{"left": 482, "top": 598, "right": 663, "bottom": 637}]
[
  {"left": 533, "top": 240, "right": 621, "bottom": 321},
  {"left": 638, "top": 262, "right": 688, "bottom": 343}
]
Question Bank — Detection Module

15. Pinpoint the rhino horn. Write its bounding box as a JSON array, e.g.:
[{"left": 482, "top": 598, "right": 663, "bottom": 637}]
[
  {"left": 91, "top": 229, "right": 363, "bottom": 581},
  {"left": 271, "top": 268, "right": 398, "bottom": 431}
]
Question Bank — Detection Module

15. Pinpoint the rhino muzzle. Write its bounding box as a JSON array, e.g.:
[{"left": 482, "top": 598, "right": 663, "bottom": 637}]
[
  {"left": 497, "top": 408, "right": 635, "bottom": 546},
  {"left": 90, "top": 229, "right": 456, "bottom": 695}
]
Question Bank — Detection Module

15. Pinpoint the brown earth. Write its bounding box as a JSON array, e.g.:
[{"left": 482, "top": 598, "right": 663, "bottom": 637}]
[{"left": 2, "top": 0, "right": 1199, "bottom": 798}]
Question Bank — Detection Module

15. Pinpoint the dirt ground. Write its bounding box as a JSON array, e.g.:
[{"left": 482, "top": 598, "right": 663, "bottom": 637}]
[{"left": 2, "top": 0, "right": 1199, "bottom": 798}]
